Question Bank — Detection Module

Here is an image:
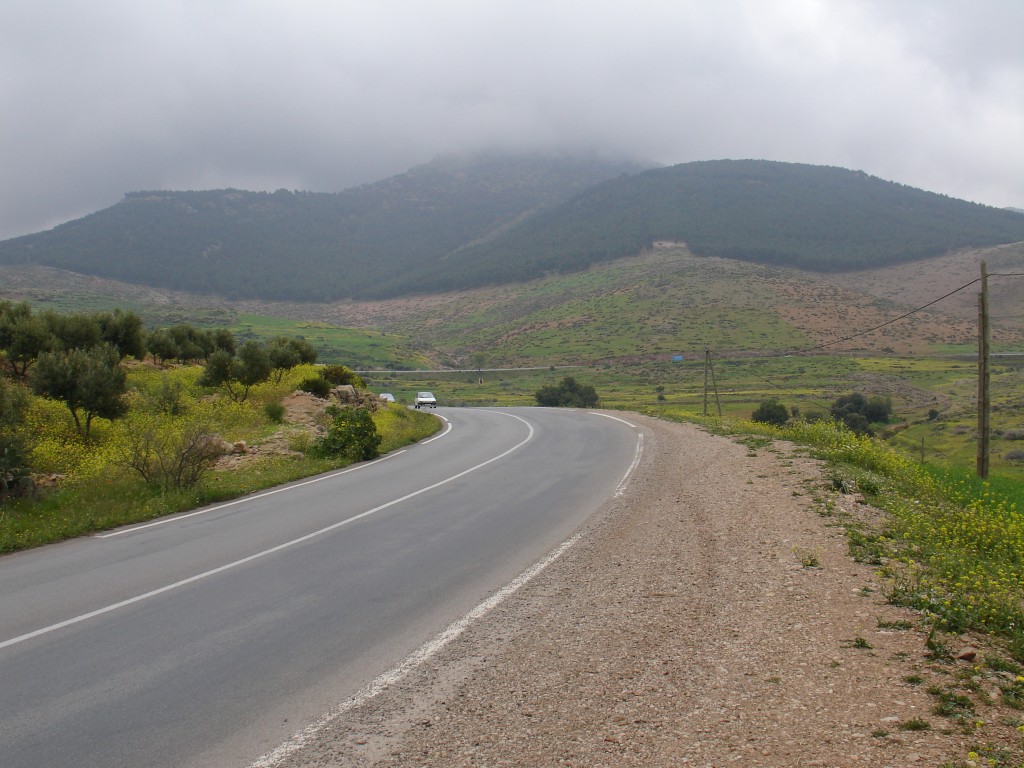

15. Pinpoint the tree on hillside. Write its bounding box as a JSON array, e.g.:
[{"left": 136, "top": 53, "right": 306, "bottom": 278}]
[
  {"left": 470, "top": 351, "right": 488, "bottom": 382},
  {"left": 198, "top": 341, "right": 272, "bottom": 403},
  {"left": 96, "top": 309, "right": 147, "bottom": 360},
  {"left": 266, "top": 336, "right": 318, "bottom": 382},
  {"left": 168, "top": 324, "right": 212, "bottom": 363},
  {"left": 0, "top": 377, "right": 31, "bottom": 499},
  {"left": 32, "top": 343, "right": 129, "bottom": 440},
  {"left": 146, "top": 324, "right": 234, "bottom": 365},
  {"left": 41, "top": 310, "right": 101, "bottom": 352},
  {"left": 0, "top": 300, "right": 33, "bottom": 343},
  {"left": 0, "top": 313, "right": 55, "bottom": 378},
  {"left": 535, "top": 376, "right": 599, "bottom": 408},
  {"left": 211, "top": 328, "right": 236, "bottom": 357},
  {"left": 146, "top": 329, "right": 178, "bottom": 365}
]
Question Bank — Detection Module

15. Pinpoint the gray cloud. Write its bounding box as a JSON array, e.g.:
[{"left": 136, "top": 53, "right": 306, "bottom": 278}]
[{"left": 2, "top": 0, "right": 1022, "bottom": 240}]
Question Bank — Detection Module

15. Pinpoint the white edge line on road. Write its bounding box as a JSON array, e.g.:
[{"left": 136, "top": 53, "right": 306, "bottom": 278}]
[
  {"left": 420, "top": 413, "right": 452, "bottom": 443},
  {"left": 591, "top": 411, "right": 637, "bottom": 428},
  {"left": 97, "top": 416, "right": 455, "bottom": 538},
  {"left": 0, "top": 413, "right": 532, "bottom": 653},
  {"left": 587, "top": 411, "right": 642, "bottom": 497},
  {"left": 95, "top": 450, "right": 408, "bottom": 538},
  {"left": 252, "top": 410, "right": 645, "bottom": 767},
  {"left": 249, "top": 530, "right": 584, "bottom": 768},
  {"left": 615, "top": 432, "right": 644, "bottom": 498}
]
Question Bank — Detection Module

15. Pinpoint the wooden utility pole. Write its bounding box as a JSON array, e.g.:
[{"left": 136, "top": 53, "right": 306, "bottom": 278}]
[
  {"left": 709, "top": 352, "right": 722, "bottom": 418},
  {"left": 703, "top": 348, "right": 710, "bottom": 417},
  {"left": 702, "top": 348, "right": 722, "bottom": 418},
  {"left": 977, "top": 260, "right": 990, "bottom": 479}
]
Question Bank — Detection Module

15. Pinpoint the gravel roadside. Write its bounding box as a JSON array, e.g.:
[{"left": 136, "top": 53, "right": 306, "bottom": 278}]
[{"left": 272, "top": 414, "right": 989, "bottom": 767}]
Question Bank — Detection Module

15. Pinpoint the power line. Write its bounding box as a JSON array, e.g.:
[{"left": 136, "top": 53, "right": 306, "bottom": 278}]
[
  {"left": 757, "top": 271, "right": 1024, "bottom": 359},
  {"left": 788, "top": 276, "right": 982, "bottom": 355},
  {"left": 691, "top": 269, "right": 1021, "bottom": 426}
]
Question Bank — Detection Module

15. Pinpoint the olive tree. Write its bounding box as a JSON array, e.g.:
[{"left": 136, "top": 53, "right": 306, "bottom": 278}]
[
  {"left": 266, "top": 336, "right": 318, "bottom": 382},
  {"left": 1, "top": 314, "right": 55, "bottom": 378},
  {"left": 198, "top": 341, "right": 272, "bottom": 403},
  {"left": 41, "top": 310, "right": 101, "bottom": 351},
  {"left": 0, "top": 377, "right": 31, "bottom": 499},
  {"left": 32, "top": 343, "right": 128, "bottom": 440},
  {"left": 96, "top": 309, "right": 147, "bottom": 360}
]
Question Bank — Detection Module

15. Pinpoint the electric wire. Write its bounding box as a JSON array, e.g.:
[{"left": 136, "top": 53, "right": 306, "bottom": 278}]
[
  {"left": 699, "top": 270, "right": 1023, "bottom": 428},
  {"left": 784, "top": 276, "right": 983, "bottom": 355}
]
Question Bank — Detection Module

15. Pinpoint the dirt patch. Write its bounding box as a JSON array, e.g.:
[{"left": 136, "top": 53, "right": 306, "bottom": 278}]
[
  {"left": 766, "top": 276, "right": 978, "bottom": 354},
  {"left": 215, "top": 391, "right": 329, "bottom": 471}
]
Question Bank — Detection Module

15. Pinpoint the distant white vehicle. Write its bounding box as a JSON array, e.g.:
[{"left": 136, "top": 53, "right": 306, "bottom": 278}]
[
  {"left": 379, "top": 392, "right": 396, "bottom": 403},
  {"left": 414, "top": 391, "right": 437, "bottom": 409}
]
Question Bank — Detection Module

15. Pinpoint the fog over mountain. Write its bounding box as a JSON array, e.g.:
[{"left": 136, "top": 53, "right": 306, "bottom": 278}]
[{"left": 2, "top": 0, "right": 1023, "bottom": 241}]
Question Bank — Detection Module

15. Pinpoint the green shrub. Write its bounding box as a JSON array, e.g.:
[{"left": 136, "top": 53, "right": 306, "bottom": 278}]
[
  {"left": 321, "top": 364, "right": 365, "bottom": 388},
  {"left": 298, "top": 376, "right": 332, "bottom": 398},
  {"left": 830, "top": 392, "right": 892, "bottom": 435},
  {"left": 751, "top": 399, "right": 789, "bottom": 426},
  {"left": 315, "top": 406, "right": 381, "bottom": 461},
  {"left": 263, "top": 402, "right": 286, "bottom": 423},
  {"left": 535, "top": 376, "right": 599, "bottom": 408},
  {"left": 120, "top": 416, "right": 226, "bottom": 491}
]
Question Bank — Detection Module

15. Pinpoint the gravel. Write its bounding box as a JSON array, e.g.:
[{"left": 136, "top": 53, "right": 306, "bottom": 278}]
[{"left": 271, "top": 414, "right": 989, "bottom": 767}]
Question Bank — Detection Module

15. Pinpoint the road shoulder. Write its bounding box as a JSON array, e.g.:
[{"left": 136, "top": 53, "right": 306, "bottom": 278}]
[{"left": 276, "top": 414, "right": 983, "bottom": 767}]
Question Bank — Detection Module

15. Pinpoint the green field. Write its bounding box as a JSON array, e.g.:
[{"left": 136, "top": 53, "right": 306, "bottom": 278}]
[
  {"left": 354, "top": 350, "right": 1024, "bottom": 492},
  {"left": 228, "top": 313, "right": 433, "bottom": 370},
  {"left": 3, "top": 247, "right": 1020, "bottom": 486},
  {"left": 362, "top": 250, "right": 816, "bottom": 366}
]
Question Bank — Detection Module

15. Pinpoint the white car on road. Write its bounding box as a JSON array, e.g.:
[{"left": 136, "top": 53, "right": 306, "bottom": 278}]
[{"left": 414, "top": 391, "right": 437, "bottom": 409}]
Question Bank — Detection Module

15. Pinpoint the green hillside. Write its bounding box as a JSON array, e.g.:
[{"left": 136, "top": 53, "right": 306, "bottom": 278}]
[
  {"left": 384, "top": 160, "right": 1024, "bottom": 295},
  {"left": 3, "top": 157, "right": 1022, "bottom": 302},
  {"left": 0, "top": 152, "right": 640, "bottom": 301}
]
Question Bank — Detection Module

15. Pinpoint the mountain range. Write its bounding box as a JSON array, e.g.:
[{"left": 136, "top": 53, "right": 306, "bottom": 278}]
[{"left": 1, "top": 154, "right": 1022, "bottom": 302}]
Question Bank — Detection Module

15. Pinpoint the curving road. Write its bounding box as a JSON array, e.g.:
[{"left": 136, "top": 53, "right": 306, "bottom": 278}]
[{"left": 0, "top": 407, "right": 642, "bottom": 768}]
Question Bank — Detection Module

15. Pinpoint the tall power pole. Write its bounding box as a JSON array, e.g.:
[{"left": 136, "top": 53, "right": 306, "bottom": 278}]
[
  {"left": 977, "top": 261, "right": 990, "bottom": 479},
  {"left": 702, "top": 348, "right": 721, "bottom": 418},
  {"left": 703, "top": 348, "right": 710, "bottom": 416}
]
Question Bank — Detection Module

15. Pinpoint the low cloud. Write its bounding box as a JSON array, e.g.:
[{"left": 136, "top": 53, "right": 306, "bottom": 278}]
[{"left": 2, "top": 0, "right": 1022, "bottom": 239}]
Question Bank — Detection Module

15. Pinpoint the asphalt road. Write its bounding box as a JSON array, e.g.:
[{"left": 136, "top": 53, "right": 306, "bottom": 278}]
[{"left": 0, "top": 407, "right": 641, "bottom": 768}]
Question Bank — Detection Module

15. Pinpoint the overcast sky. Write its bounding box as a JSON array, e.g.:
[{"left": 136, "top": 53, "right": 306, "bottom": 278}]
[{"left": 2, "top": 0, "right": 1022, "bottom": 240}]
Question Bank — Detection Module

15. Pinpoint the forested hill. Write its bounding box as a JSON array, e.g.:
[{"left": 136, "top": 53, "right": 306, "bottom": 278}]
[
  {"left": 0, "top": 153, "right": 641, "bottom": 301},
  {"left": 375, "top": 160, "right": 1024, "bottom": 295},
  {"left": 2, "top": 156, "right": 1022, "bottom": 301}
]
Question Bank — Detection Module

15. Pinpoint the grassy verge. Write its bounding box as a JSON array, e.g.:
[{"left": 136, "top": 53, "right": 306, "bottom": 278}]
[
  {"left": 651, "top": 406, "right": 1024, "bottom": 660},
  {"left": 1, "top": 389, "right": 440, "bottom": 554}
]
